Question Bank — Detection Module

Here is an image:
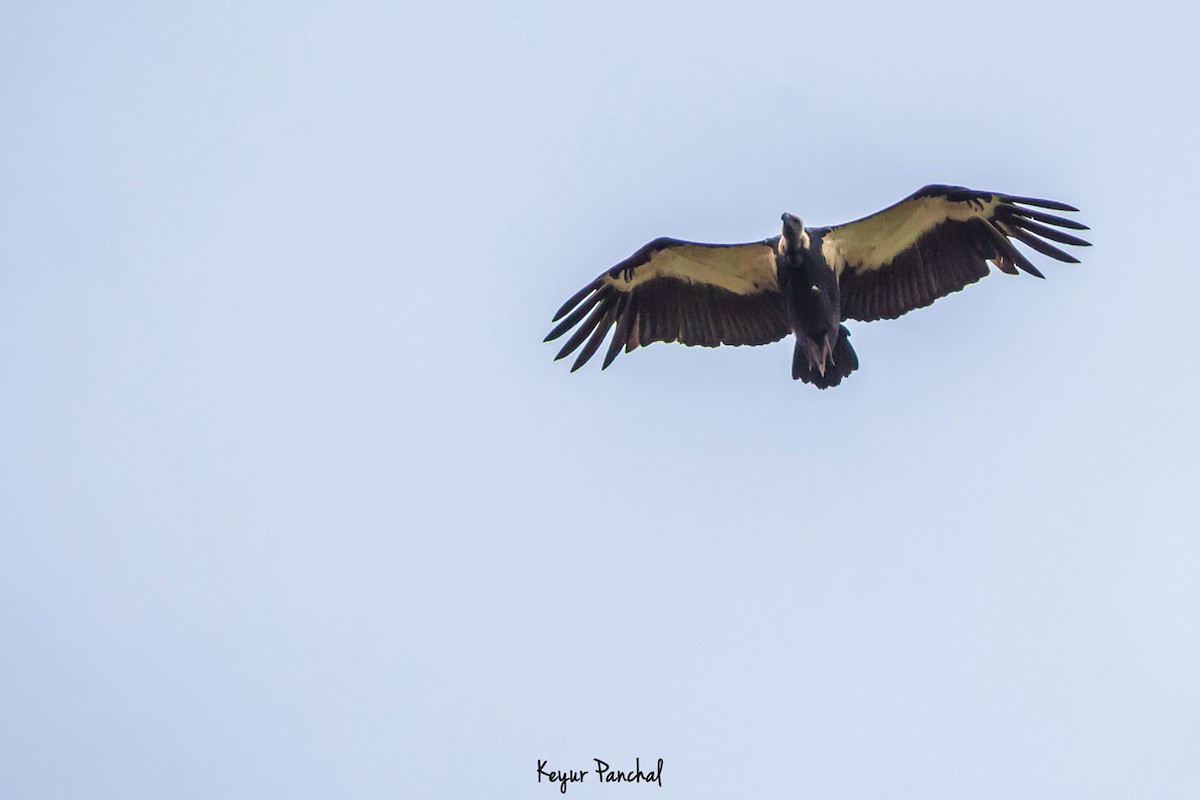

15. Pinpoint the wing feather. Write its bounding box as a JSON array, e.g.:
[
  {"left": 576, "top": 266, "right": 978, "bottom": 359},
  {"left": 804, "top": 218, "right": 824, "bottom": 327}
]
[
  {"left": 601, "top": 295, "right": 631, "bottom": 369},
  {"left": 988, "top": 219, "right": 1044, "bottom": 277},
  {"left": 546, "top": 236, "right": 789, "bottom": 370},
  {"left": 1003, "top": 215, "right": 1091, "bottom": 248},
  {"left": 545, "top": 289, "right": 603, "bottom": 342},
  {"left": 572, "top": 301, "right": 620, "bottom": 372},
  {"left": 997, "top": 202, "right": 1090, "bottom": 231},
  {"left": 824, "top": 185, "right": 1089, "bottom": 321},
  {"left": 554, "top": 296, "right": 613, "bottom": 361},
  {"left": 1003, "top": 225, "right": 1080, "bottom": 263}
]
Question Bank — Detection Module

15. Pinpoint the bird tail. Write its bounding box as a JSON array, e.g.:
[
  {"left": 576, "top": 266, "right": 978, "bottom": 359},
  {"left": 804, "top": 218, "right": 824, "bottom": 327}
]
[{"left": 791, "top": 325, "right": 859, "bottom": 389}]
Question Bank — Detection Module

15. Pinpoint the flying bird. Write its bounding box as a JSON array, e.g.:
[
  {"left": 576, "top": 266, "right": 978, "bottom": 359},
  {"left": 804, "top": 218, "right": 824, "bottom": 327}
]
[{"left": 545, "top": 184, "right": 1090, "bottom": 388}]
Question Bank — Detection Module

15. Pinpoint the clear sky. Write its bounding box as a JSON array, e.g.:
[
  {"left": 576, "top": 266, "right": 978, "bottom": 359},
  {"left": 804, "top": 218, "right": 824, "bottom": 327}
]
[{"left": 2, "top": 1, "right": 1198, "bottom": 797}]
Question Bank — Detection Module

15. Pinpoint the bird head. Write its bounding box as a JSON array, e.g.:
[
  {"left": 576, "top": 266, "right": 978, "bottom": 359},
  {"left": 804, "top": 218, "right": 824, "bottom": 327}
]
[{"left": 779, "top": 213, "right": 806, "bottom": 257}]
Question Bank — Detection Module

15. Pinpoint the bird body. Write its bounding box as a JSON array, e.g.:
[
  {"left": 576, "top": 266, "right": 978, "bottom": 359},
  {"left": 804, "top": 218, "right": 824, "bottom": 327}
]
[
  {"left": 776, "top": 215, "right": 857, "bottom": 387},
  {"left": 546, "top": 185, "right": 1089, "bottom": 388}
]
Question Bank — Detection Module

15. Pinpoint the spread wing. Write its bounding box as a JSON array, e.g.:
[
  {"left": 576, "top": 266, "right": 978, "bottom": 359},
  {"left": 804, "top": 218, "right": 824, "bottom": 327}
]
[
  {"left": 545, "top": 236, "right": 789, "bottom": 371},
  {"left": 820, "top": 184, "right": 1091, "bottom": 322}
]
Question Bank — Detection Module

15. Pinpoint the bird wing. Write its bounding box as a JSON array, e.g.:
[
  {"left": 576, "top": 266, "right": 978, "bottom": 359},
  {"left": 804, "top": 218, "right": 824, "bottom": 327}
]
[
  {"left": 820, "top": 185, "right": 1090, "bottom": 322},
  {"left": 545, "top": 236, "right": 789, "bottom": 371}
]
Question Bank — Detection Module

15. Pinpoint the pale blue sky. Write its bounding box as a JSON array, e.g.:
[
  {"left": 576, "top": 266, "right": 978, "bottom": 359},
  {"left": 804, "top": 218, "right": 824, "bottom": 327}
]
[{"left": 2, "top": 1, "right": 1198, "bottom": 797}]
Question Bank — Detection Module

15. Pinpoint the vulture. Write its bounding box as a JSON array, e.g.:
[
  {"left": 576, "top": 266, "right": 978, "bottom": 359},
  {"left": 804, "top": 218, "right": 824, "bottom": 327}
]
[{"left": 545, "top": 184, "right": 1090, "bottom": 388}]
